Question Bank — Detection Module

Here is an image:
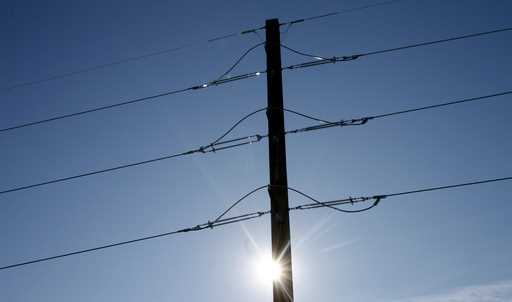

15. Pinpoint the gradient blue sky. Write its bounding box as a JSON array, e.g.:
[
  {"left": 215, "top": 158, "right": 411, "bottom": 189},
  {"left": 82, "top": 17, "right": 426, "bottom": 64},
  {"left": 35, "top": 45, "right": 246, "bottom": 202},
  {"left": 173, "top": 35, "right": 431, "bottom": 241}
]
[{"left": 2, "top": 0, "right": 512, "bottom": 301}]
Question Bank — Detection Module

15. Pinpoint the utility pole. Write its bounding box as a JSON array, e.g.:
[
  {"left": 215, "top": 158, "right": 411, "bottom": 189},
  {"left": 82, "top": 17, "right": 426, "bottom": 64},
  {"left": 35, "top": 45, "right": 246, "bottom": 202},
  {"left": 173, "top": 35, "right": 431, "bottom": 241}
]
[{"left": 265, "top": 18, "right": 294, "bottom": 302}]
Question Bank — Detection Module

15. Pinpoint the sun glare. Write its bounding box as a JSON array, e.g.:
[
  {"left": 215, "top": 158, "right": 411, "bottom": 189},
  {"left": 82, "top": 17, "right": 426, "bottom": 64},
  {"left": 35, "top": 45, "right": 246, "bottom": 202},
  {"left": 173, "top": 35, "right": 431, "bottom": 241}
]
[{"left": 254, "top": 254, "right": 283, "bottom": 283}]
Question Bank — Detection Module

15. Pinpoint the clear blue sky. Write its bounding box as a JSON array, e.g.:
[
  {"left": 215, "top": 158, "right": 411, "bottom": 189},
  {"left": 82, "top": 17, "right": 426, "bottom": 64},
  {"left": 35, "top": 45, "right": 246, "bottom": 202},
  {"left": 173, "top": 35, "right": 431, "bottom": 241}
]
[{"left": 1, "top": 0, "right": 511, "bottom": 301}]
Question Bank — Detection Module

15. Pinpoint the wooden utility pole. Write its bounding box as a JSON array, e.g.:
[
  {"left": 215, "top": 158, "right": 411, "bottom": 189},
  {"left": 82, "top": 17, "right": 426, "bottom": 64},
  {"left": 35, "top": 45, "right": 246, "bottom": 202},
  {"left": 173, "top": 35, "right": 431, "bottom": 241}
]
[{"left": 265, "top": 18, "right": 294, "bottom": 302}]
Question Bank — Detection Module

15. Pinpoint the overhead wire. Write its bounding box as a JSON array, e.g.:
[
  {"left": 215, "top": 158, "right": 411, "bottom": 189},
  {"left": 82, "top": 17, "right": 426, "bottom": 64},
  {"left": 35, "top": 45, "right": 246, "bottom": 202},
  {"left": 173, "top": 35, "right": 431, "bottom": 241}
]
[
  {"left": 0, "top": 187, "right": 271, "bottom": 270},
  {"left": 5, "top": 175, "right": 510, "bottom": 271},
  {"left": 282, "top": 185, "right": 381, "bottom": 213},
  {"left": 3, "top": 26, "right": 511, "bottom": 135},
  {"left": 290, "top": 176, "right": 512, "bottom": 211},
  {"left": 281, "top": 26, "right": 512, "bottom": 71},
  {"left": 282, "top": 90, "right": 512, "bottom": 136},
  {"left": 243, "top": 0, "right": 410, "bottom": 34},
  {"left": 280, "top": 0, "right": 409, "bottom": 26},
  {"left": 0, "top": 44, "right": 266, "bottom": 134},
  {"left": 2, "top": 88, "right": 509, "bottom": 197},
  {"left": 0, "top": 108, "right": 269, "bottom": 196},
  {"left": 1, "top": 26, "right": 266, "bottom": 93}
]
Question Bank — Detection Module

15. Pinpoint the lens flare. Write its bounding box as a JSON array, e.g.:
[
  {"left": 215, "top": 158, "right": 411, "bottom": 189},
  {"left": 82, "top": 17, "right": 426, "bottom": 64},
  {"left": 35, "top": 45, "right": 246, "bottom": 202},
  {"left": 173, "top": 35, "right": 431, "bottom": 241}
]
[{"left": 254, "top": 253, "right": 282, "bottom": 283}]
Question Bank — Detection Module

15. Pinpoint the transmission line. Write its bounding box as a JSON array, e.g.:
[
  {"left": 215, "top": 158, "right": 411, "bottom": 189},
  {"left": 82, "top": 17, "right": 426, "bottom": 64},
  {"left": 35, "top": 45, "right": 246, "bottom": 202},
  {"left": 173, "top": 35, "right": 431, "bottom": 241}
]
[
  {"left": 0, "top": 105, "right": 345, "bottom": 196},
  {"left": 290, "top": 176, "right": 512, "bottom": 211},
  {"left": 281, "top": 26, "right": 512, "bottom": 71},
  {"left": 281, "top": 0, "right": 409, "bottom": 26},
  {"left": 3, "top": 26, "right": 510, "bottom": 135},
  {"left": 2, "top": 175, "right": 511, "bottom": 271},
  {"left": 0, "top": 207, "right": 270, "bottom": 271},
  {"left": 284, "top": 90, "right": 512, "bottom": 136},
  {"left": 0, "top": 109, "right": 270, "bottom": 196},
  {"left": 244, "top": 0, "right": 409, "bottom": 34},
  {"left": 0, "top": 45, "right": 266, "bottom": 134},
  {"left": 1, "top": 0, "right": 410, "bottom": 93},
  {"left": 1, "top": 28, "right": 266, "bottom": 93}
]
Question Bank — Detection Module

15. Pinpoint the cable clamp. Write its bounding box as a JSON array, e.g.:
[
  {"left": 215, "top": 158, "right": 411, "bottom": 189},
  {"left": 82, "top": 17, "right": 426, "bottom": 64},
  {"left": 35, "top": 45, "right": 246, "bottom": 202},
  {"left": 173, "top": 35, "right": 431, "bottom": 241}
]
[
  {"left": 207, "top": 221, "right": 214, "bottom": 229},
  {"left": 372, "top": 195, "right": 386, "bottom": 206}
]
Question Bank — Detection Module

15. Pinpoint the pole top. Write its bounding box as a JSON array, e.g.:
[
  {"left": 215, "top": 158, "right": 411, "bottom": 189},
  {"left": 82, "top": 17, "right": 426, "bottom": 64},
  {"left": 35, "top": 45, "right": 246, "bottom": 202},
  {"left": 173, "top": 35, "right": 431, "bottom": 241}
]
[{"left": 265, "top": 18, "right": 280, "bottom": 28}]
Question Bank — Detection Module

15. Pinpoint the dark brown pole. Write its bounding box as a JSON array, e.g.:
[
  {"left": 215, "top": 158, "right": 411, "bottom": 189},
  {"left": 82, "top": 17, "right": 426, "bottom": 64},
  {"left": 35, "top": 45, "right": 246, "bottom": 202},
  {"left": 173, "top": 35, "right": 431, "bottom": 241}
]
[{"left": 265, "top": 18, "right": 294, "bottom": 302}]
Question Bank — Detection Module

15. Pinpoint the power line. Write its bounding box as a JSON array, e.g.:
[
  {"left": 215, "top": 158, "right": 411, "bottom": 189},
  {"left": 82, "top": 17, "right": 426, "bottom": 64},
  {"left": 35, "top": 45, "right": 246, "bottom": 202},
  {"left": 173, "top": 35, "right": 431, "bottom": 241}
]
[
  {"left": 1, "top": 28, "right": 265, "bottom": 93},
  {"left": 4, "top": 175, "right": 510, "bottom": 271},
  {"left": 4, "top": 88, "right": 500, "bottom": 196},
  {"left": 2, "top": 0, "right": 407, "bottom": 93},
  {"left": 0, "top": 207, "right": 270, "bottom": 271},
  {"left": 286, "top": 186, "right": 382, "bottom": 213},
  {"left": 282, "top": 26, "right": 512, "bottom": 71},
  {"left": 0, "top": 105, "right": 338, "bottom": 196},
  {"left": 2, "top": 46, "right": 186, "bottom": 93},
  {"left": 368, "top": 91, "right": 512, "bottom": 119},
  {"left": 281, "top": 0, "right": 409, "bottom": 26},
  {"left": 0, "top": 108, "right": 271, "bottom": 196},
  {"left": 0, "top": 149, "right": 199, "bottom": 196},
  {"left": 4, "top": 26, "right": 509, "bottom": 135},
  {"left": 0, "top": 44, "right": 267, "bottom": 134},
  {"left": 290, "top": 176, "right": 512, "bottom": 211},
  {"left": 245, "top": 0, "right": 409, "bottom": 34},
  {"left": 284, "top": 90, "right": 512, "bottom": 136}
]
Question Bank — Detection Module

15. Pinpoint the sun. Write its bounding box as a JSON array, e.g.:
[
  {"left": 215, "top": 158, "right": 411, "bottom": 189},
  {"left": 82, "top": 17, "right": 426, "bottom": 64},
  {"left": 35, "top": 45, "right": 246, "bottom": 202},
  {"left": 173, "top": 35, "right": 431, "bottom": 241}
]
[{"left": 254, "top": 253, "right": 283, "bottom": 283}]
